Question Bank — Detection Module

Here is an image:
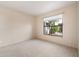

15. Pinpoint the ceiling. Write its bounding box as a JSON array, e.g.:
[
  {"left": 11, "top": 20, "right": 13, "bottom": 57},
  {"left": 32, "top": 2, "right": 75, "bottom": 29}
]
[{"left": 0, "top": 1, "right": 76, "bottom": 16}]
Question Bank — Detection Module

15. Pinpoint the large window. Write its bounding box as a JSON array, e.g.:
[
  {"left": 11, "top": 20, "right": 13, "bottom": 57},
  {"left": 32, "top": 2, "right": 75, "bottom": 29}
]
[{"left": 43, "top": 14, "right": 63, "bottom": 36}]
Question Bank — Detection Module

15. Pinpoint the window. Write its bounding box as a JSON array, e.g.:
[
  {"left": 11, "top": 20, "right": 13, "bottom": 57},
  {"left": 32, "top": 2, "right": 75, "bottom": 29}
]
[{"left": 43, "top": 14, "right": 63, "bottom": 36}]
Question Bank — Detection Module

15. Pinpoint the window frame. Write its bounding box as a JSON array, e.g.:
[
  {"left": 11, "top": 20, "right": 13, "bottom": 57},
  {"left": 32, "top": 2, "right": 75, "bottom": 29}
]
[{"left": 43, "top": 13, "right": 64, "bottom": 37}]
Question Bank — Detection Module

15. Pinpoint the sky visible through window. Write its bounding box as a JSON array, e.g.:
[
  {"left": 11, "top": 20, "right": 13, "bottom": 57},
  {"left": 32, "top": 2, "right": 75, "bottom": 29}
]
[{"left": 44, "top": 14, "right": 63, "bottom": 36}]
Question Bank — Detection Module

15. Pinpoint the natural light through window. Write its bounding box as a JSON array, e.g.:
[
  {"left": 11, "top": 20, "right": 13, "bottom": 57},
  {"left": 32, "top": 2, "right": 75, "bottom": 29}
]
[{"left": 43, "top": 14, "right": 63, "bottom": 36}]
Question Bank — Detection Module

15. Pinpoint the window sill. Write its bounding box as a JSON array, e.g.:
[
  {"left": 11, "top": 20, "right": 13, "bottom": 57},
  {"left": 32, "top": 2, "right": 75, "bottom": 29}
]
[{"left": 45, "top": 34, "right": 63, "bottom": 37}]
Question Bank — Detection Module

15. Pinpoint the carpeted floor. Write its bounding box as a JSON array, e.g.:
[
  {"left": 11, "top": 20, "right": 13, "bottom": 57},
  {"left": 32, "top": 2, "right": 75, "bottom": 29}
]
[{"left": 0, "top": 39, "right": 78, "bottom": 57}]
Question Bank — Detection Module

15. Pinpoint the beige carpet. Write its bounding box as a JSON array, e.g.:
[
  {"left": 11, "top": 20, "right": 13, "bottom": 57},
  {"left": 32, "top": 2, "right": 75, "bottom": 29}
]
[{"left": 0, "top": 39, "right": 78, "bottom": 57}]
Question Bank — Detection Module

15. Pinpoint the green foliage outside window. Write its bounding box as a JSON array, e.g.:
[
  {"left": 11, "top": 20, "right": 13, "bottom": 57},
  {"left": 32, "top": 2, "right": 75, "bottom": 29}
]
[{"left": 44, "top": 14, "right": 63, "bottom": 36}]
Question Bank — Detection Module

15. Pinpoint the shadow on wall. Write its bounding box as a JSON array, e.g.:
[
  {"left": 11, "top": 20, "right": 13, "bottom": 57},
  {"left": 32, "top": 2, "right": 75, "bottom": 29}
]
[{"left": 0, "top": 7, "right": 34, "bottom": 47}]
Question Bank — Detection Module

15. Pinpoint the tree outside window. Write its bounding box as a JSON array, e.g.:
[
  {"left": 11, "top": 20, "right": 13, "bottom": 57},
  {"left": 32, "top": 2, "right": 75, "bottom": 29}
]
[{"left": 43, "top": 14, "right": 63, "bottom": 36}]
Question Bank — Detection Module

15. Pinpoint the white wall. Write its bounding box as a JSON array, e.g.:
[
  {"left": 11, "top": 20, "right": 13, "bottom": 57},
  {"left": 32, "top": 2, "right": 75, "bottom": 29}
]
[
  {"left": 0, "top": 3, "right": 77, "bottom": 49},
  {"left": 0, "top": 6, "right": 34, "bottom": 47},
  {"left": 34, "top": 4, "right": 78, "bottom": 48}
]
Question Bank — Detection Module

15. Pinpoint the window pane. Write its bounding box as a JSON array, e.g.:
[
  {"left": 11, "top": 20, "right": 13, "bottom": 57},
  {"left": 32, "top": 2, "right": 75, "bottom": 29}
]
[
  {"left": 44, "top": 27, "right": 50, "bottom": 35},
  {"left": 43, "top": 14, "right": 63, "bottom": 36}
]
